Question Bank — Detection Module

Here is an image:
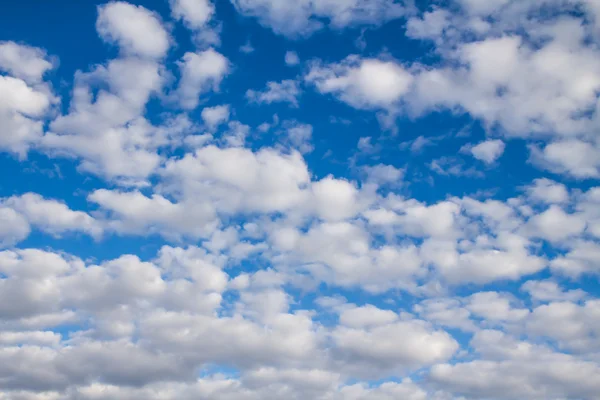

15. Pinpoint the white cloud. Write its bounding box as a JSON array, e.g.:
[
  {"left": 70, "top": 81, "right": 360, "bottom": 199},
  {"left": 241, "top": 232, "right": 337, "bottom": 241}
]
[
  {"left": 3, "top": 2, "right": 600, "bottom": 399},
  {"left": 332, "top": 317, "right": 458, "bottom": 375},
  {"left": 2, "top": 193, "right": 102, "bottom": 239},
  {"left": 431, "top": 330, "right": 600, "bottom": 400},
  {"left": 521, "top": 279, "right": 586, "bottom": 303},
  {"left": 285, "top": 51, "right": 300, "bottom": 66},
  {"left": 279, "top": 121, "right": 313, "bottom": 154},
  {"left": 159, "top": 145, "right": 311, "bottom": 216},
  {"left": 0, "top": 77, "right": 53, "bottom": 116},
  {"left": 169, "top": 0, "right": 220, "bottom": 47},
  {"left": 311, "top": 176, "right": 362, "bottom": 221},
  {"left": 409, "top": 24, "right": 600, "bottom": 137},
  {"left": 524, "top": 178, "right": 569, "bottom": 204},
  {"left": 0, "top": 207, "right": 30, "bottom": 248},
  {"left": 469, "top": 139, "right": 505, "bottom": 164},
  {"left": 0, "top": 41, "right": 54, "bottom": 83},
  {"left": 365, "top": 199, "right": 460, "bottom": 238},
  {"left": 529, "top": 140, "right": 600, "bottom": 179},
  {"left": 550, "top": 240, "right": 600, "bottom": 277},
  {"left": 269, "top": 221, "right": 423, "bottom": 292},
  {"left": 230, "top": 0, "right": 406, "bottom": 37},
  {"left": 466, "top": 291, "right": 529, "bottom": 322},
  {"left": 0, "top": 373, "right": 431, "bottom": 400},
  {"left": 457, "top": 0, "right": 511, "bottom": 15},
  {"left": 362, "top": 164, "right": 404, "bottom": 187},
  {"left": 338, "top": 305, "right": 398, "bottom": 328},
  {"left": 0, "top": 42, "right": 56, "bottom": 157},
  {"left": 422, "top": 235, "right": 546, "bottom": 285},
  {"left": 0, "top": 75, "right": 56, "bottom": 157},
  {"left": 246, "top": 80, "right": 301, "bottom": 107},
  {"left": 524, "top": 205, "right": 586, "bottom": 242},
  {"left": 89, "top": 189, "right": 218, "bottom": 240},
  {"left": 41, "top": 48, "right": 195, "bottom": 185},
  {"left": 306, "top": 56, "right": 413, "bottom": 110},
  {"left": 0, "top": 192, "right": 102, "bottom": 247},
  {"left": 239, "top": 40, "right": 255, "bottom": 54},
  {"left": 96, "top": 2, "right": 170, "bottom": 59},
  {"left": 201, "top": 105, "right": 230, "bottom": 129},
  {"left": 176, "top": 49, "right": 230, "bottom": 110},
  {"left": 526, "top": 300, "right": 600, "bottom": 352},
  {"left": 414, "top": 298, "right": 476, "bottom": 332},
  {"left": 170, "top": 0, "right": 214, "bottom": 29},
  {"left": 406, "top": 8, "right": 451, "bottom": 41}
]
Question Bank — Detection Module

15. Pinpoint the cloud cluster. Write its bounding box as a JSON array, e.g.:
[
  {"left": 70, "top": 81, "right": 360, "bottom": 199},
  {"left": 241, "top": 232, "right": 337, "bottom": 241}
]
[{"left": 1, "top": 0, "right": 599, "bottom": 399}]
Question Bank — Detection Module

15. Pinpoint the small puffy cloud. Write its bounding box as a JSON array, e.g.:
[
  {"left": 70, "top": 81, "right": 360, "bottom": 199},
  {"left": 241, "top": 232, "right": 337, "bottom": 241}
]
[
  {"left": 524, "top": 178, "right": 569, "bottom": 204},
  {"left": 363, "top": 164, "right": 404, "bottom": 187},
  {"left": 96, "top": 2, "right": 170, "bottom": 59},
  {"left": 246, "top": 79, "right": 301, "bottom": 107},
  {"left": 530, "top": 140, "right": 600, "bottom": 179},
  {"left": 201, "top": 104, "right": 230, "bottom": 129},
  {"left": 280, "top": 120, "right": 313, "bottom": 154},
  {"left": 414, "top": 298, "right": 476, "bottom": 332},
  {"left": 521, "top": 279, "right": 586, "bottom": 303},
  {"left": 169, "top": 0, "right": 214, "bottom": 29},
  {"left": 0, "top": 41, "right": 54, "bottom": 83},
  {"left": 176, "top": 49, "right": 230, "bottom": 110},
  {"left": 0, "top": 42, "right": 56, "bottom": 157},
  {"left": 466, "top": 291, "right": 529, "bottom": 322},
  {"left": 421, "top": 235, "right": 546, "bottom": 285},
  {"left": 525, "top": 205, "right": 586, "bottom": 243},
  {"left": 170, "top": 0, "right": 219, "bottom": 47},
  {"left": 406, "top": 8, "right": 451, "bottom": 41},
  {"left": 410, "top": 30, "right": 600, "bottom": 138},
  {"left": 306, "top": 56, "right": 413, "bottom": 110},
  {"left": 311, "top": 176, "right": 362, "bottom": 221},
  {"left": 0, "top": 191, "right": 106, "bottom": 248},
  {"left": 0, "top": 75, "right": 56, "bottom": 157},
  {"left": 526, "top": 300, "right": 600, "bottom": 352},
  {"left": 550, "top": 240, "right": 600, "bottom": 277},
  {"left": 239, "top": 40, "right": 255, "bottom": 54},
  {"left": 44, "top": 61, "right": 168, "bottom": 184},
  {"left": 338, "top": 305, "right": 398, "bottom": 328},
  {"left": 160, "top": 145, "right": 311, "bottom": 215},
  {"left": 88, "top": 189, "right": 218, "bottom": 240},
  {"left": 285, "top": 50, "right": 300, "bottom": 66},
  {"left": 469, "top": 139, "right": 505, "bottom": 164},
  {"left": 3, "top": 193, "right": 102, "bottom": 239}
]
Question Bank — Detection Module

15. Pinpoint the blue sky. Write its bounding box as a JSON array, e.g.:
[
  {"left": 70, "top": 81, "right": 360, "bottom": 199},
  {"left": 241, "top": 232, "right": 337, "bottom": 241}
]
[{"left": 1, "top": 0, "right": 600, "bottom": 399}]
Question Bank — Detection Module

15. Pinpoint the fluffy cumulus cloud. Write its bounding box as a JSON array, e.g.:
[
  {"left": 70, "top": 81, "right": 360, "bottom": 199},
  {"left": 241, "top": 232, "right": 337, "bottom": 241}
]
[
  {"left": 0, "top": 42, "right": 57, "bottom": 157},
  {"left": 306, "top": 56, "right": 413, "bottom": 110},
  {"left": 175, "top": 48, "right": 230, "bottom": 110},
  {"left": 96, "top": 2, "right": 171, "bottom": 59},
  {"left": 468, "top": 139, "right": 505, "bottom": 164},
  {"left": 201, "top": 104, "right": 230, "bottom": 129},
  {"left": 1, "top": 0, "right": 600, "bottom": 399},
  {"left": 170, "top": 0, "right": 214, "bottom": 29},
  {"left": 0, "top": 41, "right": 54, "bottom": 83}
]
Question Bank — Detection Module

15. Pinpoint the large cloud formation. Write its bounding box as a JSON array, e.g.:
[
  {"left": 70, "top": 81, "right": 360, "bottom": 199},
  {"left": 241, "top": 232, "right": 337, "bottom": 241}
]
[{"left": 0, "top": 0, "right": 599, "bottom": 399}]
